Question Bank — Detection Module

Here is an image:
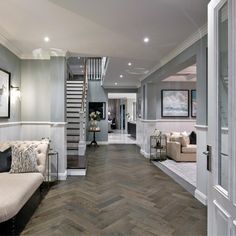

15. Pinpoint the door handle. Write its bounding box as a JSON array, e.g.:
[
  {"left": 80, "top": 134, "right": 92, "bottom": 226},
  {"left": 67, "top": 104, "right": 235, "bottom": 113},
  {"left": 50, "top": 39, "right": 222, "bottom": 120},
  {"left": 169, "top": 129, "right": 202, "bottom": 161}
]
[{"left": 203, "top": 145, "right": 212, "bottom": 172}]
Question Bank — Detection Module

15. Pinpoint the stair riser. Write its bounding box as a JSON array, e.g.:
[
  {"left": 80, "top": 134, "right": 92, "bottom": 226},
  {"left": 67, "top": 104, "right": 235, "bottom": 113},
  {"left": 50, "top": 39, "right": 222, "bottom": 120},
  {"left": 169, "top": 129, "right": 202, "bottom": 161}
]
[
  {"left": 67, "top": 130, "right": 80, "bottom": 135},
  {"left": 67, "top": 150, "right": 78, "bottom": 156},
  {"left": 67, "top": 136, "right": 80, "bottom": 142},
  {"left": 67, "top": 143, "right": 79, "bottom": 148}
]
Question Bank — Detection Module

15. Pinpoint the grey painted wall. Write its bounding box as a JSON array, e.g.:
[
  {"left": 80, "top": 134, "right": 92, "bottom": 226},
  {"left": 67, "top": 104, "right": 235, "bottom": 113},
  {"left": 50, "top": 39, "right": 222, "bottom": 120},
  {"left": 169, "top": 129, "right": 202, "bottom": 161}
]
[
  {"left": 0, "top": 44, "right": 21, "bottom": 122},
  {"left": 142, "top": 36, "right": 207, "bottom": 125},
  {"left": 50, "top": 57, "right": 66, "bottom": 122},
  {"left": 21, "top": 60, "right": 51, "bottom": 121},
  {"left": 156, "top": 82, "right": 196, "bottom": 119},
  {"left": 87, "top": 81, "right": 108, "bottom": 142}
]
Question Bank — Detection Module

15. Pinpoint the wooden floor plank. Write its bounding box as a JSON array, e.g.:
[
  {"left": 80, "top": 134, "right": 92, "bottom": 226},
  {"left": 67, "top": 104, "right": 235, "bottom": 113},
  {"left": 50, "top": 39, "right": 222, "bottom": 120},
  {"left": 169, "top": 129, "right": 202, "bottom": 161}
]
[{"left": 22, "top": 144, "right": 207, "bottom": 236}]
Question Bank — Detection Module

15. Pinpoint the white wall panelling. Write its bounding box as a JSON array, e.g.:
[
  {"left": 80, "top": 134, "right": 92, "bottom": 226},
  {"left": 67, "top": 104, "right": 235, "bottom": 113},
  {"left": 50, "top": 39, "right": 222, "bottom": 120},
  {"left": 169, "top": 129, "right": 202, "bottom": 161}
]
[
  {"left": 0, "top": 121, "right": 67, "bottom": 180},
  {"left": 137, "top": 119, "right": 196, "bottom": 157}
]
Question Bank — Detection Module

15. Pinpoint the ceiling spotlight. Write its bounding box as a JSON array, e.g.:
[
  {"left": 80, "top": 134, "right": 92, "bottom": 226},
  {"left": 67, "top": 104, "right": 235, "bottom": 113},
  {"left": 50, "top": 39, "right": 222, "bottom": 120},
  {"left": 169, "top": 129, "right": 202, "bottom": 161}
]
[
  {"left": 144, "top": 37, "right": 149, "bottom": 43},
  {"left": 120, "top": 74, "right": 123, "bottom": 78},
  {"left": 44, "top": 36, "right": 50, "bottom": 42},
  {"left": 80, "top": 65, "right": 83, "bottom": 68},
  {"left": 128, "top": 62, "right": 132, "bottom": 66},
  {"left": 115, "top": 82, "right": 118, "bottom": 85}
]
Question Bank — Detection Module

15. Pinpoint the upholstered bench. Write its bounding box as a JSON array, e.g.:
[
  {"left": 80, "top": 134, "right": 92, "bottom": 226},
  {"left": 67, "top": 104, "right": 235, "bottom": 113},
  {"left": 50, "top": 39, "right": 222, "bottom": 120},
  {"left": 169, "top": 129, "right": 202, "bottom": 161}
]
[{"left": 0, "top": 140, "right": 49, "bottom": 235}]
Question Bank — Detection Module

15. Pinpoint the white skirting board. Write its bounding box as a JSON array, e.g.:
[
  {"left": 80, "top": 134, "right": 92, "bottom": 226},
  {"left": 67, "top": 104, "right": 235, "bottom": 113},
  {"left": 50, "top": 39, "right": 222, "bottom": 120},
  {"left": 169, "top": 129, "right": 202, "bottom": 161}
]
[
  {"left": 140, "top": 149, "right": 150, "bottom": 158},
  {"left": 195, "top": 189, "right": 207, "bottom": 206},
  {"left": 58, "top": 170, "right": 67, "bottom": 180},
  {"left": 67, "top": 169, "right": 86, "bottom": 176}
]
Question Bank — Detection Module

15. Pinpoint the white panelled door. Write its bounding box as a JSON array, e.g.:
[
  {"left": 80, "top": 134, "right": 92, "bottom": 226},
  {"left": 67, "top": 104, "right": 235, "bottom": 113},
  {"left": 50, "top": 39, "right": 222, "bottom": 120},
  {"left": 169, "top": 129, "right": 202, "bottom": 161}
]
[{"left": 208, "top": 0, "right": 236, "bottom": 235}]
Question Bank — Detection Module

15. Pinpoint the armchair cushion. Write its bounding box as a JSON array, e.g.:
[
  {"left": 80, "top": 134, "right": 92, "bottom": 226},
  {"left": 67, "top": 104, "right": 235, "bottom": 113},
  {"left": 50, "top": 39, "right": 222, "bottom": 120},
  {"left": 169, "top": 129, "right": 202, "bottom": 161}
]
[{"left": 182, "top": 145, "right": 196, "bottom": 153}]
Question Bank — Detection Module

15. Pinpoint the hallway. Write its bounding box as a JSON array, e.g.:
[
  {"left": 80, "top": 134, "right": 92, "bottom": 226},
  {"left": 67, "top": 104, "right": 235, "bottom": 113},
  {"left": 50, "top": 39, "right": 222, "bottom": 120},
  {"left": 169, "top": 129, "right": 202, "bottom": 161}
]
[{"left": 22, "top": 145, "right": 206, "bottom": 236}]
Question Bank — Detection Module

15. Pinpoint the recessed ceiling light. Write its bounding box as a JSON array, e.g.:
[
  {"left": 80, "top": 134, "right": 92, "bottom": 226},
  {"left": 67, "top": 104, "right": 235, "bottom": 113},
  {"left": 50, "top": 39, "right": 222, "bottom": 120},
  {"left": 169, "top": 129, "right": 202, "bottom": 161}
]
[
  {"left": 80, "top": 65, "right": 83, "bottom": 68},
  {"left": 144, "top": 37, "right": 149, "bottom": 43},
  {"left": 120, "top": 74, "right": 123, "bottom": 78},
  {"left": 128, "top": 62, "right": 132, "bottom": 66},
  {"left": 115, "top": 82, "right": 118, "bottom": 85},
  {"left": 44, "top": 36, "right": 50, "bottom": 42}
]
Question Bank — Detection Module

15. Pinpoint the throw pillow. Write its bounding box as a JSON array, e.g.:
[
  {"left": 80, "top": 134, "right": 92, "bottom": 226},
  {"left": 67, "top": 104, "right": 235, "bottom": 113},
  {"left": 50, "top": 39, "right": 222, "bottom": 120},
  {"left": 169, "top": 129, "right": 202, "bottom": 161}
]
[
  {"left": 10, "top": 145, "right": 39, "bottom": 173},
  {"left": 189, "top": 131, "right": 197, "bottom": 144},
  {"left": 181, "top": 131, "right": 190, "bottom": 146},
  {"left": 0, "top": 147, "right": 12, "bottom": 172}
]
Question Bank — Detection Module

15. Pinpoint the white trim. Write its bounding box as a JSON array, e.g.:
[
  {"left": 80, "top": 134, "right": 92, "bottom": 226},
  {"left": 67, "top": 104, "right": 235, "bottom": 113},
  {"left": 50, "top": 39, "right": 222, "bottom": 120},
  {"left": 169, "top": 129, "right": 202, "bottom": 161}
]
[
  {"left": 0, "top": 32, "right": 22, "bottom": 58},
  {"left": 140, "top": 119, "right": 196, "bottom": 123},
  {"left": 58, "top": 170, "right": 67, "bottom": 180},
  {"left": 140, "top": 149, "right": 150, "bottom": 158},
  {"left": 195, "top": 189, "right": 208, "bottom": 205},
  {"left": 67, "top": 169, "right": 86, "bottom": 176},
  {"left": 86, "top": 141, "right": 108, "bottom": 145},
  {"left": 21, "top": 121, "right": 67, "bottom": 126},
  {"left": 0, "top": 121, "right": 67, "bottom": 127},
  {"left": 140, "top": 24, "right": 207, "bottom": 82},
  {"left": 0, "top": 122, "right": 21, "bottom": 127},
  {"left": 195, "top": 125, "right": 208, "bottom": 130}
]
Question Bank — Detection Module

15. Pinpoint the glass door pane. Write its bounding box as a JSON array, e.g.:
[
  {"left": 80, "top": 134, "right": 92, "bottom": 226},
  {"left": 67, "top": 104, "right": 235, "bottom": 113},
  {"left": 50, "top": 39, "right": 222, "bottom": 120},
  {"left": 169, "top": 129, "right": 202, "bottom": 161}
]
[{"left": 218, "top": 1, "right": 229, "bottom": 191}]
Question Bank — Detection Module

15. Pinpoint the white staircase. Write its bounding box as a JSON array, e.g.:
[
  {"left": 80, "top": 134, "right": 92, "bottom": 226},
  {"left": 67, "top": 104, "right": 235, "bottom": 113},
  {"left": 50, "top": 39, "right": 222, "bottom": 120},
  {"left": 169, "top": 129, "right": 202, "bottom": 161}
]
[{"left": 66, "top": 80, "right": 85, "bottom": 157}]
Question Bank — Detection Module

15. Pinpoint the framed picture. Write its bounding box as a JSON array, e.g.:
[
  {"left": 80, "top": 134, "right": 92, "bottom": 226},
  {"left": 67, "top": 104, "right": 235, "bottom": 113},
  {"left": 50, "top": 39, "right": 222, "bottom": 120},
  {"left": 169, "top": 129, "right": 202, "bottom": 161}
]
[
  {"left": 191, "top": 90, "right": 197, "bottom": 117},
  {"left": 161, "top": 90, "right": 189, "bottom": 117},
  {"left": 89, "top": 102, "right": 106, "bottom": 120},
  {"left": 0, "top": 69, "right": 11, "bottom": 118}
]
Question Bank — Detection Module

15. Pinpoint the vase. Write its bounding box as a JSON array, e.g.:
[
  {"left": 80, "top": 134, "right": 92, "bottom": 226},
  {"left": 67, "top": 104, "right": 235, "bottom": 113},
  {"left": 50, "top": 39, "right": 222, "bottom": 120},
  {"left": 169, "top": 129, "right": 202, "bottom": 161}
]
[{"left": 90, "top": 120, "right": 98, "bottom": 130}]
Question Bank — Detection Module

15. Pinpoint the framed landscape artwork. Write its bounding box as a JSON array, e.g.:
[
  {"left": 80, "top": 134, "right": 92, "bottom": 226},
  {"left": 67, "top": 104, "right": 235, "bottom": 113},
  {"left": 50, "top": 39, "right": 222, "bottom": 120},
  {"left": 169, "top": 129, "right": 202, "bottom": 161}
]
[
  {"left": 0, "top": 69, "right": 10, "bottom": 118},
  {"left": 191, "top": 90, "right": 197, "bottom": 117},
  {"left": 161, "top": 90, "right": 189, "bottom": 117}
]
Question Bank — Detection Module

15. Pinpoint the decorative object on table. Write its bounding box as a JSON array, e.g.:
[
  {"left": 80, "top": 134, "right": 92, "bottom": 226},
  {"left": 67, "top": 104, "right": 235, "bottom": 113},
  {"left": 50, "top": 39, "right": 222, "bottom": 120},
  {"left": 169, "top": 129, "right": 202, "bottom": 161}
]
[
  {"left": 161, "top": 90, "right": 189, "bottom": 117},
  {"left": 126, "top": 113, "right": 131, "bottom": 121},
  {"left": 150, "top": 133, "right": 167, "bottom": 162},
  {"left": 89, "top": 111, "right": 101, "bottom": 130},
  {"left": 191, "top": 90, "right": 197, "bottom": 117},
  {"left": 89, "top": 102, "right": 106, "bottom": 119},
  {"left": 152, "top": 129, "right": 161, "bottom": 137},
  {"left": 0, "top": 68, "right": 11, "bottom": 118}
]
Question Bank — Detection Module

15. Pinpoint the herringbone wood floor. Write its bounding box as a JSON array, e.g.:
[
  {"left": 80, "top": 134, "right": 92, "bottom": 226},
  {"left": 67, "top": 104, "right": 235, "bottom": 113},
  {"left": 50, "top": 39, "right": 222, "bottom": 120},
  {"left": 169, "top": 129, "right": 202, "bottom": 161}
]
[{"left": 22, "top": 145, "right": 207, "bottom": 236}]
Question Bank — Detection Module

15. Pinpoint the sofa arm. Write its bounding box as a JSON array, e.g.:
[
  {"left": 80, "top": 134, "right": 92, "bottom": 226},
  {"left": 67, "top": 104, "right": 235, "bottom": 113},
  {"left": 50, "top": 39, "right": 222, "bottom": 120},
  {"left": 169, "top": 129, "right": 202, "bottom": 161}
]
[{"left": 167, "top": 141, "right": 182, "bottom": 161}]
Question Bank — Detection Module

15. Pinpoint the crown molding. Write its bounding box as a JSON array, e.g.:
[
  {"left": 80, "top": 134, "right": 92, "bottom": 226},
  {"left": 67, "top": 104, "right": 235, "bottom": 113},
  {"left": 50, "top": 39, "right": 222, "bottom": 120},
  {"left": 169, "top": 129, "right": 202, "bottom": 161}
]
[
  {"left": 140, "top": 24, "right": 207, "bottom": 82},
  {"left": 0, "top": 30, "right": 67, "bottom": 59},
  {"left": 0, "top": 33, "right": 22, "bottom": 58}
]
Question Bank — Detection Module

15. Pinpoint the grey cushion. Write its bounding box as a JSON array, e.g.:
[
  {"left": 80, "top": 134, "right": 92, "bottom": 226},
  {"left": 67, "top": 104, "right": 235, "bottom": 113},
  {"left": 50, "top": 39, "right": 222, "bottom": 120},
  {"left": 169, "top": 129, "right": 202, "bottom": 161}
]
[
  {"left": 10, "top": 145, "right": 39, "bottom": 173},
  {"left": 0, "top": 148, "right": 11, "bottom": 172}
]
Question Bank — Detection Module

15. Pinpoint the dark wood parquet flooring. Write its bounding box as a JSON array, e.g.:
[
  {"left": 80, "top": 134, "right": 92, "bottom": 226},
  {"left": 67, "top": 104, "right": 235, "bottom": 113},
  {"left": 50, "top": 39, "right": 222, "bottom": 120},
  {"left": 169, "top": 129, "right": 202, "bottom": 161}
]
[{"left": 22, "top": 145, "right": 207, "bottom": 236}]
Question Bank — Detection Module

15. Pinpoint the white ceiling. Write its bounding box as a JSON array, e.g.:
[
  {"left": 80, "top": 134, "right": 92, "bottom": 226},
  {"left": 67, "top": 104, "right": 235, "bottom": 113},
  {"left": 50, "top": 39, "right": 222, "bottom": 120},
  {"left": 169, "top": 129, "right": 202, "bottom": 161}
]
[
  {"left": 108, "top": 93, "right": 136, "bottom": 100},
  {"left": 162, "top": 64, "right": 197, "bottom": 82},
  {"left": 0, "top": 0, "right": 209, "bottom": 87}
]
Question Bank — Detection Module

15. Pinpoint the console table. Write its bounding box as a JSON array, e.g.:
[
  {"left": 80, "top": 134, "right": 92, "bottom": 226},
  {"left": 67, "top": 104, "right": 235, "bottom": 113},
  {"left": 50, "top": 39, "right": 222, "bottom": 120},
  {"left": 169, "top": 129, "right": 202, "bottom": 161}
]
[
  {"left": 150, "top": 134, "right": 167, "bottom": 161},
  {"left": 88, "top": 128, "right": 101, "bottom": 147}
]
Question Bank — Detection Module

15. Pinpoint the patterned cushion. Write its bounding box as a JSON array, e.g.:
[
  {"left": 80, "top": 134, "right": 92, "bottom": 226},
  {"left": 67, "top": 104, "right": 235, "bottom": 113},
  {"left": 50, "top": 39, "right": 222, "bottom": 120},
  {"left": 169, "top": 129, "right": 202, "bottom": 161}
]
[{"left": 10, "top": 145, "right": 39, "bottom": 173}]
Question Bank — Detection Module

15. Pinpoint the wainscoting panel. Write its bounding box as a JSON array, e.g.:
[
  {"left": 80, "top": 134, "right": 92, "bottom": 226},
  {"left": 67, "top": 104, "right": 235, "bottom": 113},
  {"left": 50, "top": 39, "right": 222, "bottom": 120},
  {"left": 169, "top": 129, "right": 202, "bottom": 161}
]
[
  {"left": 137, "top": 119, "right": 196, "bottom": 157},
  {"left": 0, "top": 122, "right": 21, "bottom": 141}
]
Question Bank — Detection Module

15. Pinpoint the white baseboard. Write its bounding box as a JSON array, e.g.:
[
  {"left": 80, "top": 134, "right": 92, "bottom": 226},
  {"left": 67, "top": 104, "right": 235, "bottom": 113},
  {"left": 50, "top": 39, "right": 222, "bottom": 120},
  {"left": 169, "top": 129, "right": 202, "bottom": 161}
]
[
  {"left": 67, "top": 168, "right": 86, "bottom": 176},
  {"left": 194, "top": 189, "right": 207, "bottom": 205},
  {"left": 140, "top": 149, "right": 150, "bottom": 158},
  {"left": 86, "top": 141, "right": 108, "bottom": 145},
  {"left": 58, "top": 170, "right": 67, "bottom": 180}
]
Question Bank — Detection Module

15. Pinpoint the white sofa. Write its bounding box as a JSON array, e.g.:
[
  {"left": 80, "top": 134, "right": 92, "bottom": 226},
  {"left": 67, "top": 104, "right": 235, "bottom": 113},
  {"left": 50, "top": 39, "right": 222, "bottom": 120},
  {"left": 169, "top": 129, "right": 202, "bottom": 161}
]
[
  {"left": 166, "top": 132, "right": 196, "bottom": 162},
  {"left": 0, "top": 140, "right": 49, "bottom": 225}
]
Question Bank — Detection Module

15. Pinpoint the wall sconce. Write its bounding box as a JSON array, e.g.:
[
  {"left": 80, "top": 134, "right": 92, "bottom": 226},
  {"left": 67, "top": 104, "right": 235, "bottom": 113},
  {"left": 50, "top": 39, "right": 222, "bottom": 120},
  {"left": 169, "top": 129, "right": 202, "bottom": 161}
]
[{"left": 10, "top": 85, "right": 21, "bottom": 102}]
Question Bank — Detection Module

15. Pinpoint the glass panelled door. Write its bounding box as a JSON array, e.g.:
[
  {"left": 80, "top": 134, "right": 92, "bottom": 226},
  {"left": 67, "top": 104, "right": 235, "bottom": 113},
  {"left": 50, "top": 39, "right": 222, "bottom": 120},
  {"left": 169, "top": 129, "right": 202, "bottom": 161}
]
[{"left": 208, "top": 0, "right": 236, "bottom": 235}]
